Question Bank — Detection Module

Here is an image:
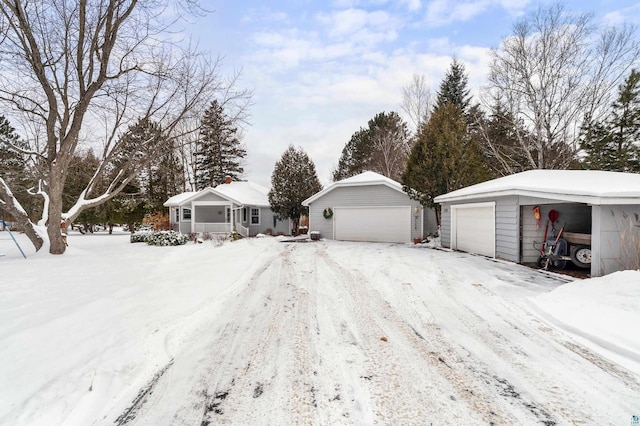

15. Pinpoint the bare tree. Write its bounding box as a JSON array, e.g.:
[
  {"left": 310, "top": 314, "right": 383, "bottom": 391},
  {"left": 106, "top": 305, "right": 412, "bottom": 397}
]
[
  {"left": 401, "top": 73, "right": 433, "bottom": 133},
  {"left": 369, "top": 113, "right": 411, "bottom": 182},
  {"left": 486, "top": 3, "right": 640, "bottom": 171},
  {"left": 0, "top": 1, "right": 249, "bottom": 254}
]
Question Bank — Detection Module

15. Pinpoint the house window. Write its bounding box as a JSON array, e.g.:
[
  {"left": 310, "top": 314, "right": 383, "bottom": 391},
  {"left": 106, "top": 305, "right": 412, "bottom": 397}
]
[
  {"left": 251, "top": 208, "right": 260, "bottom": 225},
  {"left": 226, "top": 207, "right": 231, "bottom": 223},
  {"left": 175, "top": 208, "right": 180, "bottom": 222},
  {"left": 182, "top": 208, "right": 191, "bottom": 220},
  {"left": 243, "top": 207, "right": 248, "bottom": 223}
]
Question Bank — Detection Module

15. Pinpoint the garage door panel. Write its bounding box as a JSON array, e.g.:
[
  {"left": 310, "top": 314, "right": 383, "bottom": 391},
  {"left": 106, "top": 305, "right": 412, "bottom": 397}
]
[
  {"left": 453, "top": 204, "right": 495, "bottom": 257},
  {"left": 334, "top": 206, "right": 410, "bottom": 243}
]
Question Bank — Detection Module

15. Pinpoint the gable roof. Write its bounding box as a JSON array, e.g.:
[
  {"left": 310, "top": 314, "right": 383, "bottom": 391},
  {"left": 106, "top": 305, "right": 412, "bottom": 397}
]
[
  {"left": 163, "top": 181, "right": 271, "bottom": 208},
  {"left": 164, "top": 191, "right": 198, "bottom": 207},
  {"left": 213, "top": 181, "right": 270, "bottom": 206},
  {"left": 434, "top": 170, "right": 640, "bottom": 205},
  {"left": 302, "top": 171, "right": 405, "bottom": 205}
]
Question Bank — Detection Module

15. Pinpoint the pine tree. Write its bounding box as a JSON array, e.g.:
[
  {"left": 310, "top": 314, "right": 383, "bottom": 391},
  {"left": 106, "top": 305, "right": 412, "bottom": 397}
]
[
  {"left": 434, "top": 59, "right": 472, "bottom": 116},
  {"left": 332, "top": 128, "right": 370, "bottom": 181},
  {"left": 269, "top": 145, "right": 322, "bottom": 232},
  {"left": 581, "top": 69, "right": 640, "bottom": 172},
  {"left": 402, "top": 103, "right": 490, "bottom": 225},
  {"left": 332, "top": 111, "right": 410, "bottom": 181},
  {"left": 0, "top": 115, "right": 39, "bottom": 220},
  {"left": 195, "top": 100, "right": 246, "bottom": 189}
]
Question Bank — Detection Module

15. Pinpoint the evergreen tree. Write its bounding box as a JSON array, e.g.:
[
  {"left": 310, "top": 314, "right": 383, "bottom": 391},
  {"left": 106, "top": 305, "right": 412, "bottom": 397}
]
[
  {"left": 269, "top": 145, "right": 322, "bottom": 232},
  {"left": 332, "top": 129, "right": 370, "bottom": 181},
  {"left": 195, "top": 100, "right": 246, "bottom": 189},
  {"left": 402, "top": 103, "right": 490, "bottom": 225},
  {"left": 581, "top": 69, "right": 640, "bottom": 172},
  {"left": 470, "top": 102, "right": 539, "bottom": 176},
  {"left": 434, "top": 59, "right": 472, "bottom": 116},
  {"left": 0, "top": 115, "right": 40, "bottom": 220},
  {"left": 332, "top": 111, "right": 410, "bottom": 181}
]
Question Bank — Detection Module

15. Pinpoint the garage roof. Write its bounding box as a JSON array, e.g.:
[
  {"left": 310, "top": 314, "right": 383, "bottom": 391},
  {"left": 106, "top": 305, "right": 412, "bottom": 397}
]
[
  {"left": 434, "top": 170, "right": 640, "bottom": 205},
  {"left": 302, "top": 171, "right": 404, "bottom": 205}
]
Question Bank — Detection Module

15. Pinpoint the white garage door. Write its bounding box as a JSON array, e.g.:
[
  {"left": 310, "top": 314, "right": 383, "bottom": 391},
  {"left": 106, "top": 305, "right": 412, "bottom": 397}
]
[
  {"left": 334, "top": 206, "right": 411, "bottom": 243},
  {"left": 452, "top": 203, "right": 495, "bottom": 257}
]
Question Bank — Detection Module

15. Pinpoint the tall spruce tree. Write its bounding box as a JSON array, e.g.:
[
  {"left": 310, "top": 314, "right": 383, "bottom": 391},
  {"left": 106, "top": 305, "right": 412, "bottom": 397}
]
[
  {"left": 434, "top": 59, "right": 472, "bottom": 116},
  {"left": 195, "top": 100, "right": 246, "bottom": 189},
  {"left": 581, "top": 69, "right": 640, "bottom": 172},
  {"left": 269, "top": 145, "right": 322, "bottom": 232},
  {"left": 402, "top": 103, "right": 490, "bottom": 225}
]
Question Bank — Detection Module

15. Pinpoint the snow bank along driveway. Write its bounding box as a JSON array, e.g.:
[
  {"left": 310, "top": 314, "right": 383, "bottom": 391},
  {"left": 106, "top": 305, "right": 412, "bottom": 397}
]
[{"left": 1, "top": 234, "right": 638, "bottom": 425}]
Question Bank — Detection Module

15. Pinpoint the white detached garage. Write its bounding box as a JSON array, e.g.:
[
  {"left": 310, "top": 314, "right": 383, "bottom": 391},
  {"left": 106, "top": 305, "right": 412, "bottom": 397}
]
[{"left": 302, "top": 171, "right": 438, "bottom": 243}]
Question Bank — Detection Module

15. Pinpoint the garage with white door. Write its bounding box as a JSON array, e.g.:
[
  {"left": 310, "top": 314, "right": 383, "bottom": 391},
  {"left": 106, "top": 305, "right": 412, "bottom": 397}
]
[
  {"left": 450, "top": 202, "right": 495, "bottom": 257},
  {"left": 334, "top": 206, "right": 411, "bottom": 243},
  {"left": 302, "top": 171, "right": 438, "bottom": 243}
]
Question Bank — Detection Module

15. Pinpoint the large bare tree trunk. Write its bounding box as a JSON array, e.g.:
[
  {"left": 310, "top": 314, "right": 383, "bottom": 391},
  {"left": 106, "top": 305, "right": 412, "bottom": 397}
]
[{"left": 46, "top": 176, "right": 66, "bottom": 254}]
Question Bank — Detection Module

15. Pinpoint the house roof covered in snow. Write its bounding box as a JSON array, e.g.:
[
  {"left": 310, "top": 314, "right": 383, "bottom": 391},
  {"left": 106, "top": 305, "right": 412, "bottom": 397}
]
[
  {"left": 434, "top": 170, "right": 640, "bottom": 205},
  {"left": 213, "top": 181, "right": 270, "bottom": 207},
  {"left": 302, "top": 171, "right": 404, "bottom": 205},
  {"left": 163, "top": 181, "right": 271, "bottom": 208},
  {"left": 163, "top": 191, "right": 198, "bottom": 207}
]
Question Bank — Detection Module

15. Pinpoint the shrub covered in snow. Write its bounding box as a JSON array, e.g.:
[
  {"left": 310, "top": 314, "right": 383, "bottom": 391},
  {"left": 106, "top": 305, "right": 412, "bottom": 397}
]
[
  {"left": 145, "top": 230, "right": 189, "bottom": 246},
  {"left": 130, "top": 231, "right": 153, "bottom": 243},
  {"left": 130, "top": 230, "right": 188, "bottom": 246}
]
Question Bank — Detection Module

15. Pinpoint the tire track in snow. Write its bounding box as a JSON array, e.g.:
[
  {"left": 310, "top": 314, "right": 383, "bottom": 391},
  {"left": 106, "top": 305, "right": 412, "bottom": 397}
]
[
  {"left": 114, "top": 246, "right": 286, "bottom": 425},
  {"left": 315, "top": 244, "right": 511, "bottom": 425}
]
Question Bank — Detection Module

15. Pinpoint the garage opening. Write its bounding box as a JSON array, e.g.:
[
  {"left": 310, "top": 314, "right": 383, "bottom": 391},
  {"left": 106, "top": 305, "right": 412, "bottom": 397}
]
[{"left": 520, "top": 203, "right": 592, "bottom": 274}]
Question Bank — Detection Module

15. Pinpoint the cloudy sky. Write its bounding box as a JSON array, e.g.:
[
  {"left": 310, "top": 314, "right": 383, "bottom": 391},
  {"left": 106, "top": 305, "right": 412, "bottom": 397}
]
[{"left": 187, "top": 0, "right": 640, "bottom": 187}]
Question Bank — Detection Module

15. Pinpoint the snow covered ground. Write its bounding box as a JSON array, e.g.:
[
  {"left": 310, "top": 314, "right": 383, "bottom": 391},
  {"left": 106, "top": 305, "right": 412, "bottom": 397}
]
[{"left": 0, "top": 229, "right": 639, "bottom": 425}]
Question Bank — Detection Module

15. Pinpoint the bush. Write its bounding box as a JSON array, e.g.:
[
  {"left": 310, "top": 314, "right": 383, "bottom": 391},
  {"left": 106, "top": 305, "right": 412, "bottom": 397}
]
[
  {"left": 145, "top": 230, "right": 189, "bottom": 246},
  {"left": 130, "top": 230, "right": 188, "bottom": 246},
  {"left": 130, "top": 231, "right": 153, "bottom": 243}
]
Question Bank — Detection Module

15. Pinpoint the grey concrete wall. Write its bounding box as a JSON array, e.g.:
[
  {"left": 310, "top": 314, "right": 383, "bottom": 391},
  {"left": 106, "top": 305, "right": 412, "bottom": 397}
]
[{"left": 592, "top": 205, "right": 640, "bottom": 277}]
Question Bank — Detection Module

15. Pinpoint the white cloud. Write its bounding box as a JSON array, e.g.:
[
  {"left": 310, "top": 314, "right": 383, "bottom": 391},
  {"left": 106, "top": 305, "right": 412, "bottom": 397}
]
[
  {"left": 317, "top": 8, "right": 401, "bottom": 44},
  {"left": 401, "top": 0, "right": 422, "bottom": 12},
  {"left": 603, "top": 4, "right": 640, "bottom": 26},
  {"left": 425, "top": 0, "right": 529, "bottom": 27}
]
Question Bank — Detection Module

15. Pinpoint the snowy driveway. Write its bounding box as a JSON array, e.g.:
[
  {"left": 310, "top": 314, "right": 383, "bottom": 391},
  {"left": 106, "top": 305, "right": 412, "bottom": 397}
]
[{"left": 1, "top": 234, "right": 639, "bottom": 425}]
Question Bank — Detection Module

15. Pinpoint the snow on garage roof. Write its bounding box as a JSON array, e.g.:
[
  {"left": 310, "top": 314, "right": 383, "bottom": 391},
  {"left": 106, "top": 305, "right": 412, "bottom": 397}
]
[
  {"left": 434, "top": 170, "right": 640, "bottom": 205},
  {"left": 302, "top": 171, "right": 404, "bottom": 205}
]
